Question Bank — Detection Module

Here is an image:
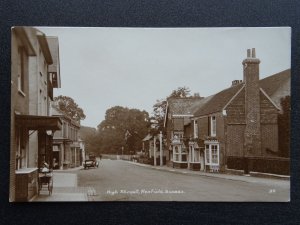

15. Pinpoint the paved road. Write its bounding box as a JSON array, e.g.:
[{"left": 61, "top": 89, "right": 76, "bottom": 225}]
[{"left": 77, "top": 159, "right": 290, "bottom": 201}]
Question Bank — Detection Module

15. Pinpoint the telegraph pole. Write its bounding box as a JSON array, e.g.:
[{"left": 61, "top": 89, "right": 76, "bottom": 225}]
[
  {"left": 160, "top": 131, "right": 163, "bottom": 166},
  {"left": 153, "top": 136, "right": 157, "bottom": 166}
]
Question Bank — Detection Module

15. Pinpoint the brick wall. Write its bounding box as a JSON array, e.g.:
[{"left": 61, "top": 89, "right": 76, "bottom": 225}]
[
  {"left": 10, "top": 31, "right": 30, "bottom": 202},
  {"left": 198, "top": 117, "right": 208, "bottom": 139},
  {"left": 215, "top": 113, "right": 225, "bottom": 141},
  {"left": 260, "top": 91, "right": 278, "bottom": 124},
  {"left": 225, "top": 88, "right": 245, "bottom": 124},
  {"left": 261, "top": 124, "right": 279, "bottom": 156},
  {"left": 226, "top": 125, "right": 245, "bottom": 157}
]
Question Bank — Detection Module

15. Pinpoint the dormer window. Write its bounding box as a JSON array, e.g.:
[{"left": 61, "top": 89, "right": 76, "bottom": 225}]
[{"left": 211, "top": 116, "right": 216, "bottom": 137}]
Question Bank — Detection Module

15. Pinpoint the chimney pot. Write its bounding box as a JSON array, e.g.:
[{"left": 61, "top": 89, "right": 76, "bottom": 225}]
[
  {"left": 247, "top": 49, "right": 251, "bottom": 57},
  {"left": 252, "top": 48, "right": 256, "bottom": 58}
]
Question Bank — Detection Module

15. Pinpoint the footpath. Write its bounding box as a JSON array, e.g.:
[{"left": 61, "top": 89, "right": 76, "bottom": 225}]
[
  {"left": 124, "top": 160, "right": 290, "bottom": 187},
  {"left": 33, "top": 167, "right": 88, "bottom": 202}
]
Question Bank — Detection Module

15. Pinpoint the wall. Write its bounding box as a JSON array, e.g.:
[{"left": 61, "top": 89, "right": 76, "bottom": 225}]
[{"left": 10, "top": 30, "right": 31, "bottom": 202}]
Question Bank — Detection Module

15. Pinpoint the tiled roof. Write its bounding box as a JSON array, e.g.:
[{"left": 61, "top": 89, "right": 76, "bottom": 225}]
[
  {"left": 194, "top": 69, "right": 290, "bottom": 117},
  {"left": 167, "top": 97, "right": 206, "bottom": 115},
  {"left": 194, "top": 84, "right": 244, "bottom": 117},
  {"left": 259, "top": 69, "right": 290, "bottom": 108}
]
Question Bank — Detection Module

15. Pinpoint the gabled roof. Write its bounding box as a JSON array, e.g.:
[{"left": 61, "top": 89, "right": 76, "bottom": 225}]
[
  {"left": 259, "top": 69, "right": 290, "bottom": 108},
  {"left": 194, "top": 84, "right": 244, "bottom": 117},
  {"left": 194, "top": 69, "right": 290, "bottom": 117},
  {"left": 164, "top": 97, "right": 206, "bottom": 127}
]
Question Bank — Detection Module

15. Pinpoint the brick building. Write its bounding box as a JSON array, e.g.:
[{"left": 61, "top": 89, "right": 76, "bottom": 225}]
[
  {"left": 10, "top": 27, "right": 61, "bottom": 201},
  {"left": 164, "top": 96, "right": 208, "bottom": 169},
  {"left": 164, "top": 48, "right": 290, "bottom": 174}
]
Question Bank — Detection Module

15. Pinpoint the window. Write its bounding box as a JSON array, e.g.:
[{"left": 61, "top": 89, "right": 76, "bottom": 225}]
[
  {"left": 173, "top": 131, "right": 184, "bottom": 140},
  {"left": 211, "top": 116, "right": 216, "bottom": 137},
  {"left": 17, "top": 47, "right": 26, "bottom": 94},
  {"left": 174, "top": 146, "right": 179, "bottom": 162},
  {"left": 211, "top": 145, "right": 218, "bottom": 164},
  {"left": 173, "top": 145, "right": 187, "bottom": 162},
  {"left": 205, "top": 143, "right": 219, "bottom": 165},
  {"left": 189, "top": 145, "right": 200, "bottom": 163},
  {"left": 193, "top": 120, "right": 198, "bottom": 138},
  {"left": 205, "top": 145, "right": 210, "bottom": 164}
]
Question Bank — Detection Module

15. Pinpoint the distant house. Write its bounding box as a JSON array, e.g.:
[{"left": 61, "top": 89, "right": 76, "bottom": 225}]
[
  {"left": 50, "top": 105, "right": 82, "bottom": 169},
  {"left": 10, "top": 27, "right": 61, "bottom": 202},
  {"left": 142, "top": 133, "right": 166, "bottom": 165},
  {"left": 164, "top": 48, "right": 290, "bottom": 175}
]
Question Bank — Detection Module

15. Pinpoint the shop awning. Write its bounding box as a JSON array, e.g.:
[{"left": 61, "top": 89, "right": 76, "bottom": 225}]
[{"left": 15, "top": 114, "right": 62, "bottom": 130}]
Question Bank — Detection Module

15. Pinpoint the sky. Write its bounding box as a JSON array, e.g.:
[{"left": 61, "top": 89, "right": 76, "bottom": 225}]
[{"left": 38, "top": 27, "right": 291, "bottom": 128}]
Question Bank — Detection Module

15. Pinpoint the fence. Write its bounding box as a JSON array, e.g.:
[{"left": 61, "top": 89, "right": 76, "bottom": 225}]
[{"left": 101, "top": 154, "right": 132, "bottom": 161}]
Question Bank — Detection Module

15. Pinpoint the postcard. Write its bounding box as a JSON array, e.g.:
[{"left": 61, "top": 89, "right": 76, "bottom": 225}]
[{"left": 10, "top": 27, "right": 290, "bottom": 202}]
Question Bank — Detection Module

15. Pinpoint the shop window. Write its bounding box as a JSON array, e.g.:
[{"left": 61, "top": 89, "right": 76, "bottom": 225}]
[
  {"left": 173, "top": 145, "right": 187, "bottom": 162},
  {"left": 205, "top": 143, "right": 219, "bottom": 165},
  {"left": 190, "top": 145, "right": 200, "bottom": 163}
]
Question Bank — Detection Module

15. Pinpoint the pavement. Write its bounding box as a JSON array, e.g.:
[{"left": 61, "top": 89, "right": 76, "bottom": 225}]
[
  {"left": 33, "top": 167, "right": 88, "bottom": 202},
  {"left": 124, "top": 160, "right": 290, "bottom": 186}
]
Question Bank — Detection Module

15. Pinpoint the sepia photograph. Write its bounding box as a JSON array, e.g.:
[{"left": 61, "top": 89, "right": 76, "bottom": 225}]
[{"left": 10, "top": 26, "right": 290, "bottom": 202}]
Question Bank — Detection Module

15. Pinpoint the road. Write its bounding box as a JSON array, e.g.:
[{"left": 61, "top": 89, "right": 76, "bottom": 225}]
[{"left": 76, "top": 159, "right": 290, "bottom": 201}]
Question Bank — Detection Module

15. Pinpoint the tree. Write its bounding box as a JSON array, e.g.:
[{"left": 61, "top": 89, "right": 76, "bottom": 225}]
[
  {"left": 97, "top": 106, "right": 150, "bottom": 154},
  {"left": 169, "top": 86, "right": 191, "bottom": 98},
  {"left": 53, "top": 95, "right": 86, "bottom": 121}
]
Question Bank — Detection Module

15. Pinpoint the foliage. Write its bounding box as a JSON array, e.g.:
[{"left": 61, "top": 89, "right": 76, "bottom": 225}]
[
  {"left": 169, "top": 86, "right": 191, "bottom": 98},
  {"left": 96, "top": 106, "right": 150, "bottom": 154},
  {"left": 78, "top": 126, "right": 99, "bottom": 155},
  {"left": 53, "top": 95, "right": 86, "bottom": 121},
  {"left": 278, "top": 96, "right": 290, "bottom": 158}
]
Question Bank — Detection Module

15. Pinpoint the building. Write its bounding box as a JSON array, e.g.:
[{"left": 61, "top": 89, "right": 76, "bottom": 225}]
[
  {"left": 164, "top": 48, "right": 290, "bottom": 175},
  {"left": 51, "top": 105, "right": 82, "bottom": 169},
  {"left": 163, "top": 96, "right": 208, "bottom": 169},
  {"left": 10, "top": 27, "right": 61, "bottom": 202},
  {"left": 142, "top": 132, "right": 165, "bottom": 166}
]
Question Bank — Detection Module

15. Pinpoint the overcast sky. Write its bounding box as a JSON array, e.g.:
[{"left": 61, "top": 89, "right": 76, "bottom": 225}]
[{"left": 38, "top": 27, "right": 291, "bottom": 128}]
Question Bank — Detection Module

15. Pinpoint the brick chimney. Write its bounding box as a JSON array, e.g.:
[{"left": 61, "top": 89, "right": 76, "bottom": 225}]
[{"left": 242, "top": 48, "right": 261, "bottom": 156}]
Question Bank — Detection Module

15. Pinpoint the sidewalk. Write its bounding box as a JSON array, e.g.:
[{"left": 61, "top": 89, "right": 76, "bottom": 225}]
[
  {"left": 33, "top": 171, "right": 88, "bottom": 202},
  {"left": 124, "top": 160, "right": 290, "bottom": 187}
]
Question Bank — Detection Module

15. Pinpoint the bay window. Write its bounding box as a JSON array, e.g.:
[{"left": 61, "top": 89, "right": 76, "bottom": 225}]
[
  {"left": 172, "top": 145, "right": 187, "bottom": 162},
  {"left": 189, "top": 145, "right": 200, "bottom": 163},
  {"left": 205, "top": 143, "right": 219, "bottom": 166}
]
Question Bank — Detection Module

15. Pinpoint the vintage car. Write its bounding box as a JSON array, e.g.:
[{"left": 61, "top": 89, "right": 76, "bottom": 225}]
[{"left": 83, "top": 158, "right": 99, "bottom": 169}]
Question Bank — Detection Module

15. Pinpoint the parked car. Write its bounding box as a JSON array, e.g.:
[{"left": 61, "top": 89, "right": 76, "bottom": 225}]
[{"left": 83, "top": 159, "right": 99, "bottom": 169}]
